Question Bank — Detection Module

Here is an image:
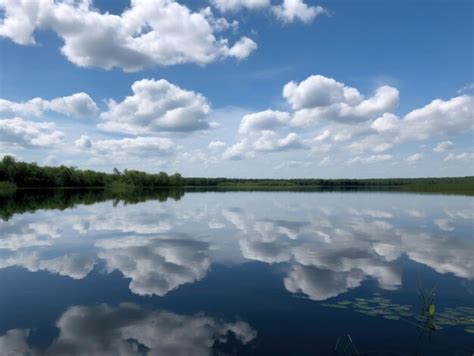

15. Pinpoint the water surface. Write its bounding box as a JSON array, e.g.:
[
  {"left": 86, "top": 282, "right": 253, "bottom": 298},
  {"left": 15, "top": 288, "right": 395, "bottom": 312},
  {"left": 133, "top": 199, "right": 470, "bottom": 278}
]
[{"left": 0, "top": 190, "right": 473, "bottom": 355}]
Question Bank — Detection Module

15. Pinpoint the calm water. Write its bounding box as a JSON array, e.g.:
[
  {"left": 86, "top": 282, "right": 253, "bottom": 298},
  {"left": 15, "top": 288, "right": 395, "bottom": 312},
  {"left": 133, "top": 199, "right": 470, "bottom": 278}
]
[{"left": 0, "top": 190, "right": 473, "bottom": 355}]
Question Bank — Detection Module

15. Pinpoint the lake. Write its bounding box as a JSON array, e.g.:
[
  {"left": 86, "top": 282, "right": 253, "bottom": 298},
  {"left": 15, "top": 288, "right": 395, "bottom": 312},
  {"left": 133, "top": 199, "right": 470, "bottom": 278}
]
[{"left": 0, "top": 190, "right": 473, "bottom": 355}]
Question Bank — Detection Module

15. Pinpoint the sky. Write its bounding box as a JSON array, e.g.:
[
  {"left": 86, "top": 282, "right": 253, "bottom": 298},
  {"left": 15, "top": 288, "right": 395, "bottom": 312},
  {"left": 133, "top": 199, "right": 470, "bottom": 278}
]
[{"left": 0, "top": 0, "right": 472, "bottom": 178}]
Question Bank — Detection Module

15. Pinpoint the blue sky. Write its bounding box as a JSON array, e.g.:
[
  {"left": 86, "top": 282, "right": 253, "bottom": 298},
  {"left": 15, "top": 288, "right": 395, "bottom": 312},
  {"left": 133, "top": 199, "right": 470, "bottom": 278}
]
[{"left": 0, "top": 0, "right": 472, "bottom": 178}]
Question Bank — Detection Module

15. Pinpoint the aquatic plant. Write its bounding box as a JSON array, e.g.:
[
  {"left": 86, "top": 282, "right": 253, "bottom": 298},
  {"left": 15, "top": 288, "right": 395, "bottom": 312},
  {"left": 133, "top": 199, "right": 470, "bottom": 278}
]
[
  {"left": 334, "top": 334, "right": 359, "bottom": 355},
  {"left": 320, "top": 293, "right": 474, "bottom": 335},
  {"left": 416, "top": 276, "right": 437, "bottom": 317}
]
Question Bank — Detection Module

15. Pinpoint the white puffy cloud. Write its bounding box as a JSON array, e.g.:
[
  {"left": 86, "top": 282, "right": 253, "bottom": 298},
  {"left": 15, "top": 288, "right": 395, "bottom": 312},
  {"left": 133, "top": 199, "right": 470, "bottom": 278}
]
[
  {"left": 74, "top": 135, "right": 92, "bottom": 149},
  {"left": 0, "top": 93, "right": 98, "bottom": 117},
  {"left": 348, "top": 154, "right": 392, "bottom": 164},
  {"left": 227, "top": 36, "right": 258, "bottom": 60},
  {"left": 349, "top": 139, "right": 393, "bottom": 154},
  {"left": 239, "top": 110, "right": 290, "bottom": 134},
  {"left": 221, "top": 130, "right": 307, "bottom": 160},
  {"left": 372, "top": 95, "right": 474, "bottom": 142},
  {"left": 253, "top": 131, "right": 306, "bottom": 152},
  {"left": 209, "top": 74, "right": 470, "bottom": 166},
  {"left": 285, "top": 75, "right": 399, "bottom": 126},
  {"left": 99, "top": 79, "right": 211, "bottom": 134},
  {"left": 0, "top": 0, "right": 257, "bottom": 71},
  {"left": 210, "top": 0, "right": 325, "bottom": 24},
  {"left": 433, "top": 140, "right": 454, "bottom": 153},
  {"left": 199, "top": 6, "right": 239, "bottom": 32},
  {"left": 0, "top": 304, "right": 256, "bottom": 356},
  {"left": 405, "top": 153, "right": 423, "bottom": 163},
  {"left": 0, "top": 117, "right": 64, "bottom": 148},
  {"left": 443, "top": 152, "right": 474, "bottom": 162},
  {"left": 208, "top": 141, "right": 227, "bottom": 150},
  {"left": 76, "top": 136, "right": 175, "bottom": 157},
  {"left": 272, "top": 0, "right": 326, "bottom": 24},
  {"left": 210, "top": 0, "right": 270, "bottom": 12},
  {"left": 283, "top": 75, "right": 362, "bottom": 110},
  {"left": 222, "top": 139, "right": 249, "bottom": 160}
]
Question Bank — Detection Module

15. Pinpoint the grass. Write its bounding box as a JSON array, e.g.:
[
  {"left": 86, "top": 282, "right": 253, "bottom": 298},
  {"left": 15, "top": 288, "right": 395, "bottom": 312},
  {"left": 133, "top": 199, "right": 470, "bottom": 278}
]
[
  {"left": 205, "top": 182, "right": 474, "bottom": 195},
  {"left": 400, "top": 183, "right": 474, "bottom": 195}
]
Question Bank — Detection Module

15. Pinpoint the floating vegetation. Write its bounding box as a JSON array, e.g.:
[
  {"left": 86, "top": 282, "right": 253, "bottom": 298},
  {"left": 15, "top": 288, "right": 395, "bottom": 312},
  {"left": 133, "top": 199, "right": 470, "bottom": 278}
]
[
  {"left": 320, "top": 293, "right": 474, "bottom": 335},
  {"left": 321, "top": 303, "right": 348, "bottom": 309}
]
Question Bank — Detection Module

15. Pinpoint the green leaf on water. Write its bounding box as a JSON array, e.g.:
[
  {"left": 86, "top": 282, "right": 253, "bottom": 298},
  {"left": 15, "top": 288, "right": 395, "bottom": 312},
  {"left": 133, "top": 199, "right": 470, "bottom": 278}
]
[{"left": 383, "top": 315, "right": 400, "bottom": 320}]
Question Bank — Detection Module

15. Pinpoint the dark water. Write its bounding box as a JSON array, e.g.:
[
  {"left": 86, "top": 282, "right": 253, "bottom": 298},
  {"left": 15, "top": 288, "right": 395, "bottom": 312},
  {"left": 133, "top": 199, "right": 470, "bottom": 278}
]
[{"left": 0, "top": 190, "right": 473, "bottom": 355}]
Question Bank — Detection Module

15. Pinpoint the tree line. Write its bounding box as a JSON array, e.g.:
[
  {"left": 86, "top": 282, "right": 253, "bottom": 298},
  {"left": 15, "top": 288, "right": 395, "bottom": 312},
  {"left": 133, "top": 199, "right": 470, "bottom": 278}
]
[
  {"left": 1, "top": 156, "right": 472, "bottom": 193},
  {"left": 0, "top": 156, "right": 184, "bottom": 188},
  {"left": 184, "top": 176, "right": 474, "bottom": 188}
]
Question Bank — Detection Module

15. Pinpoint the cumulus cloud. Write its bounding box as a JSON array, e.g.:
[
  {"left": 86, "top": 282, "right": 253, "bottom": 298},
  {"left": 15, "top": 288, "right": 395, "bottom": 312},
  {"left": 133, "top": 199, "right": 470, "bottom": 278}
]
[
  {"left": 0, "top": 93, "right": 99, "bottom": 117},
  {"left": 0, "top": 0, "right": 257, "bottom": 71},
  {"left": 208, "top": 141, "right": 227, "bottom": 150},
  {"left": 239, "top": 110, "right": 290, "bottom": 134},
  {"left": 348, "top": 154, "right": 392, "bottom": 164},
  {"left": 433, "top": 140, "right": 454, "bottom": 153},
  {"left": 0, "top": 304, "right": 256, "bottom": 356},
  {"left": 74, "top": 135, "right": 92, "bottom": 149},
  {"left": 75, "top": 136, "right": 175, "bottom": 158},
  {"left": 211, "top": 0, "right": 325, "bottom": 24},
  {"left": 227, "top": 36, "right": 258, "bottom": 60},
  {"left": 222, "top": 130, "right": 307, "bottom": 160},
  {"left": 99, "top": 79, "right": 211, "bottom": 134},
  {"left": 372, "top": 95, "right": 474, "bottom": 142},
  {"left": 253, "top": 131, "right": 306, "bottom": 152},
  {"left": 208, "top": 73, "right": 471, "bottom": 166},
  {"left": 222, "top": 139, "right": 249, "bottom": 160},
  {"left": 0, "top": 117, "right": 64, "bottom": 148},
  {"left": 405, "top": 153, "right": 423, "bottom": 163},
  {"left": 285, "top": 75, "right": 399, "bottom": 126},
  {"left": 210, "top": 0, "right": 270, "bottom": 12},
  {"left": 443, "top": 152, "right": 474, "bottom": 162},
  {"left": 272, "top": 0, "right": 326, "bottom": 24}
]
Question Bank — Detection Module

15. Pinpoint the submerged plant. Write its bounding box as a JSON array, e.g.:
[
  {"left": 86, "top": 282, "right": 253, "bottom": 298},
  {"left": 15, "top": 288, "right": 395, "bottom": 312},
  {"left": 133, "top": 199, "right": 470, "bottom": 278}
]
[{"left": 334, "top": 334, "right": 359, "bottom": 355}]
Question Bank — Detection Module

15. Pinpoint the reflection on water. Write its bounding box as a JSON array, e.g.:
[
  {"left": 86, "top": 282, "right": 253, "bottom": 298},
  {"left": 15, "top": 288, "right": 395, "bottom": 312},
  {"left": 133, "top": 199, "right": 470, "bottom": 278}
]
[
  {"left": 97, "top": 236, "right": 211, "bottom": 296},
  {"left": 0, "top": 303, "right": 256, "bottom": 355},
  {"left": 0, "top": 190, "right": 473, "bottom": 354}
]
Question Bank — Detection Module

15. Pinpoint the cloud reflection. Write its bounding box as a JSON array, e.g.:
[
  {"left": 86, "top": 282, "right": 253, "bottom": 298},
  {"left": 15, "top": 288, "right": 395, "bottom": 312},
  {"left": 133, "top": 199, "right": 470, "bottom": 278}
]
[
  {"left": 0, "top": 194, "right": 472, "bottom": 300},
  {"left": 0, "top": 303, "right": 256, "bottom": 356},
  {"left": 223, "top": 203, "right": 473, "bottom": 300},
  {"left": 97, "top": 236, "right": 211, "bottom": 296}
]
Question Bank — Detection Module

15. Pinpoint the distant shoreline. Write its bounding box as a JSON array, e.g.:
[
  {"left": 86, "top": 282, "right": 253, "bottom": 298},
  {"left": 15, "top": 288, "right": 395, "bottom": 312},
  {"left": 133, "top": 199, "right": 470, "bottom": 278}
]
[{"left": 1, "top": 156, "right": 473, "bottom": 196}]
